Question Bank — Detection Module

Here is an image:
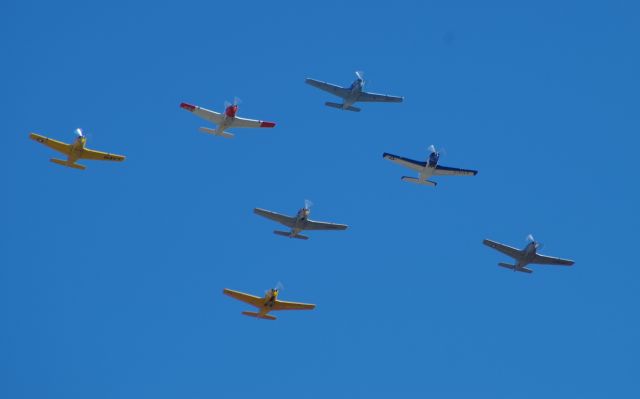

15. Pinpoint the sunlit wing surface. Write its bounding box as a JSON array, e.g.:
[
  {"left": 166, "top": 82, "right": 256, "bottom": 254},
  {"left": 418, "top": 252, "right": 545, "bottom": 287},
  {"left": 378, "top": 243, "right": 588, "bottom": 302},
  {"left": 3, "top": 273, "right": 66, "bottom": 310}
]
[
  {"left": 433, "top": 165, "right": 478, "bottom": 176},
  {"left": 230, "top": 116, "right": 276, "bottom": 129},
  {"left": 81, "top": 148, "right": 125, "bottom": 162},
  {"left": 180, "top": 102, "right": 224, "bottom": 124},
  {"left": 532, "top": 254, "right": 574, "bottom": 266},
  {"left": 305, "top": 220, "right": 348, "bottom": 231},
  {"left": 305, "top": 78, "right": 350, "bottom": 98},
  {"left": 382, "top": 153, "right": 425, "bottom": 172},
  {"left": 358, "top": 91, "right": 404, "bottom": 103},
  {"left": 483, "top": 239, "right": 522, "bottom": 259},
  {"left": 253, "top": 208, "right": 296, "bottom": 228},
  {"left": 223, "top": 289, "right": 263, "bottom": 308},
  {"left": 272, "top": 300, "right": 316, "bottom": 311},
  {"left": 29, "top": 133, "right": 71, "bottom": 155}
]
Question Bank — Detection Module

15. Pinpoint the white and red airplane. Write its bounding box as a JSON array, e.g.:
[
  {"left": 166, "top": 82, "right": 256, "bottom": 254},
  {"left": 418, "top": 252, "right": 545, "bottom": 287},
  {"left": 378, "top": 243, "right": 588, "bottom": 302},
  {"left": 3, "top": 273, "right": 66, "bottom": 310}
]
[{"left": 179, "top": 99, "right": 275, "bottom": 138}]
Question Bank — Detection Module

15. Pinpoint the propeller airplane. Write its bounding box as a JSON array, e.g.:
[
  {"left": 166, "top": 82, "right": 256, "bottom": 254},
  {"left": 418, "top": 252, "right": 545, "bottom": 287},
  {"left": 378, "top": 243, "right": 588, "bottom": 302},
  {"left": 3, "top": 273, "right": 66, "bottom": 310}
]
[
  {"left": 253, "top": 200, "right": 348, "bottom": 240},
  {"left": 29, "top": 129, "right": 125, "bottom": 170},
  {"left": 223, "top": 284, "right": 315, "bottom": 320},
  {"left": 483, "top": 235, "right": 575, "bottom": 273},
  {"left": 305, "top": 71, "right": 403, "bottom": 112},
  {"left": 383, "top": 145, "right": 477, "bottom": 186},
  {"left": 179, "top": 98, "right": 275, "bottom": 138}
]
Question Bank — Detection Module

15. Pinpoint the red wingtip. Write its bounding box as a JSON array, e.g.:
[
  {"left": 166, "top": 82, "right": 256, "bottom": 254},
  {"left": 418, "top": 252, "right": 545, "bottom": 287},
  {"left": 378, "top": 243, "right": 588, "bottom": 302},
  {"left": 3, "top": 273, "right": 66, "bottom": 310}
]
[
  {"left": 180, "top": 102, "right": 196, "bottom": 112},
  {"left": 260, "top": 121, "right": 276, "bottom": 128}
]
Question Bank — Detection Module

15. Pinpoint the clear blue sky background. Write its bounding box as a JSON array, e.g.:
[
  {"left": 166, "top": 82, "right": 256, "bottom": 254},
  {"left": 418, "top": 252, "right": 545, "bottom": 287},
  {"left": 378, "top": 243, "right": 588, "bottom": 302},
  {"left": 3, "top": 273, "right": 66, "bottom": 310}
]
[{"left": 2, "top": 1, "right": 639, "bottom": 398}]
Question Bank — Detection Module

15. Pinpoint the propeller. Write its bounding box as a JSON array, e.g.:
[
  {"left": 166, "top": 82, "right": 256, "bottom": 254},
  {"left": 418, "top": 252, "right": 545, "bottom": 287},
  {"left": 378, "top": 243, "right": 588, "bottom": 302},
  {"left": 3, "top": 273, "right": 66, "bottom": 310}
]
[
  {"left": 266, "top": 281, "right": 284, "bottom": 296},
  {"left": 526, "top": 234, "right": 543, "bottom": 250},
  {"left": 428, "top": 144, "right": 447, "bottom": 156},
  {"left": 355, "top": 70, "right": 364, "bottom": 81},
  {"left": 74, "top": 128, "right": 84, "bottom": 137},
  {"left": 224, "top": 97, "right": 241, "bottom": 108},
  {"left": 304, "top": 199, "right": 313, "bottom": 211}
]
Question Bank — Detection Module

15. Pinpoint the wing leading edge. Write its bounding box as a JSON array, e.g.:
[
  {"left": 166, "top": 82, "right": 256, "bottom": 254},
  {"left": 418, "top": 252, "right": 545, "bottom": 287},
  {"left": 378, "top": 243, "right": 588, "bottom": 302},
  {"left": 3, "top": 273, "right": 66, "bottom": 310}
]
[
  {"left": 434, "top": 165, "right": 478, "bottom": 176},
  {"left": 305, "top": 220, "right": 348, "bottom": 231},
  {"left": 531, "top": 254, "right": 574, "bottom": 266},
  {"left": 253, "top": 208, "right": 296, "bottom": 228},
  {"left": 358, "top": 91, "right": 403, "bottom": 103},
  {"left": 483, "top": 239, "right": 522, "bottom": 259},
  {"left": 305, "top": 78, "right": 350, "bottom": 99},
  {"left": 382, "top": 153, "right": 425, "bottom": 172},
  {"left": 223, "top": 289, "right": 263, "bottom": 308}
]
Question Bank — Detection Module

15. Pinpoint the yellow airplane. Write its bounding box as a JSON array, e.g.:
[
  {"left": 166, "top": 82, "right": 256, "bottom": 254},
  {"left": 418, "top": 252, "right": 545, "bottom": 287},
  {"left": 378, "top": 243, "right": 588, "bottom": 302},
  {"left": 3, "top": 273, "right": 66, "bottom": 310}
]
[
  {"left": 223, "top": 287, "right": 315, "bottom": 320},
  {"left": 29, "top": 128, "right": 125, "bottom": 170}
]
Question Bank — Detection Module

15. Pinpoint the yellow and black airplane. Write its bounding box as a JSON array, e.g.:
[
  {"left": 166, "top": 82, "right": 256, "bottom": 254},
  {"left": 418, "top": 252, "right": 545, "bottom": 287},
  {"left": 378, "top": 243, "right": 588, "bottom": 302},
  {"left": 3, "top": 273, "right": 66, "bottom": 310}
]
[
  {"left": 223, "top": 287, "right": 315, "bottom": 320},
  {"left": 29, "top": 129, "right": 125, "bottom": 170}
]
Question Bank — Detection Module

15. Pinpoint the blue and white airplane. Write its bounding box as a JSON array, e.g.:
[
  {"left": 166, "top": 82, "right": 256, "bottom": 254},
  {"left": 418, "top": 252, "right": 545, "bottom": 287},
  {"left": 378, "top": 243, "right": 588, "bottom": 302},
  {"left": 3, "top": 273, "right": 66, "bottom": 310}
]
[
  {"left": 383, "top": 145, "right": 478, "bottom": 187},
  {"left": 305, "top": 71, "right": 403, "bottom": 112},
  {"left": 483, "top": 235, "right": 575, "bottom": 274}
]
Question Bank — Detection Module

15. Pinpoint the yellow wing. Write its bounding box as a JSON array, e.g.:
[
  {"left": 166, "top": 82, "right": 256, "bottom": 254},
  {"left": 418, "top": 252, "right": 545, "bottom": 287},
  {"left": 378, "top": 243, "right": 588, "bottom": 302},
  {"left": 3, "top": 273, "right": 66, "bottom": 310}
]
[
  {"left": 80, "top": 148, "right": 126, "bottom": 162},
  {"left": 223, "top": 289, "right": 264, "bottom": 308},
  {"left": 29, "top": 133, "right": 71, "bottom": 155},
  {"left": 272, "top": 300, "right": 316, "bottom": 311}
]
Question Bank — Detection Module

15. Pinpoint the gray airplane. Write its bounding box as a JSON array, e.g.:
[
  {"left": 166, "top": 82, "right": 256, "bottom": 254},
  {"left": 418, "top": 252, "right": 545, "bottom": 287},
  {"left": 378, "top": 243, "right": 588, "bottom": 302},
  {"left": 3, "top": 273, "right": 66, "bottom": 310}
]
[
  {"left": 305, "top": 71, "right": 403, "bottom": 112},
  {"left": 483, "top": 235, "right": 574, "bottom": 274},
  {"left": 253, "top": 200, "right": 348, "bottom": 240}
]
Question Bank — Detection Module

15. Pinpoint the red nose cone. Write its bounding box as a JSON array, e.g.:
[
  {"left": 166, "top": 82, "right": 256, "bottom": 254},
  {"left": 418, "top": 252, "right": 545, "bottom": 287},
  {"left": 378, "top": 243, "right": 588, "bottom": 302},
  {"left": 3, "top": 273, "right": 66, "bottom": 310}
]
[{"left": 225, "top": 105, "right": 238, "bottom": 118}]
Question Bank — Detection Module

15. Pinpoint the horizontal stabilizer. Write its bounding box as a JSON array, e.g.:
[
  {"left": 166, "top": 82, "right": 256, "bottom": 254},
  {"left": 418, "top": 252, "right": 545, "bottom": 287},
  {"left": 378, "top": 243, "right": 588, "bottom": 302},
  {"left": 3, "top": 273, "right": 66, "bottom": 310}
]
[
  {"left": 324, "top": 102, "right": 361, "bottom": 112},
  {"left": 242, "top": 311, "right": 276, "bottom": 320},
  {"left": 199, "top": 127, "right": 234, "bottom": 138},
  {"left": 274, "top": 230, "right": 309, "bottom": 240},
  {"left": 50, "top": 158, "right": 86, "bottom": 170},
  {"left": 498, "top": 262, "right": 533, "bottom": 274},
  {"left": 401, "top": 176, "right": 436, "bottom": 186}
]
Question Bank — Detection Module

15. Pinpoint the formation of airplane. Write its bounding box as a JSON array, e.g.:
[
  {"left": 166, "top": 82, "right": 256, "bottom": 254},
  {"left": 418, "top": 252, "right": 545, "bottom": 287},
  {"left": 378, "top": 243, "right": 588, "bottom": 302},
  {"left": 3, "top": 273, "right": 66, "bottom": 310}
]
[
  {"left": 27, "top": 72, "right": 577, "bottom": 321},
  {"left": 223, "top": 286, "right": 315, "bottom": 320},
  {"left": 305, "top": 71, "right": 403, "bottom": 112},
  {"left": 383, "top": 145, "right": 478, "bottom": 186},
  {"left": 180, "top": 98, "right": 276, "bottom": 138},
  {"left": 29, "top": 129, "right": 125, "bottom": 170},
  {"left": 254, "top": 200, "right": 348, "bottom": 240},
  {"left": 483, "top": 235, "right": 575, "bottom": 273}
]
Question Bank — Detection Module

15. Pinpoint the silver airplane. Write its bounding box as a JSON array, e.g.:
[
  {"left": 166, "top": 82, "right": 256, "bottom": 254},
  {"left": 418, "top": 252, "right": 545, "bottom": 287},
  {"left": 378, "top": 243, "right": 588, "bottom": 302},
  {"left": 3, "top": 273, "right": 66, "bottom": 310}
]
[
  {"left": 253, "top": 200, "right": 348, "bottom": 240},
  {"left": 305, "top": 71, "right": 403, "bottom": 112},
  {"left": 483, "top": 235, "right": 574, "bottom": 274}
]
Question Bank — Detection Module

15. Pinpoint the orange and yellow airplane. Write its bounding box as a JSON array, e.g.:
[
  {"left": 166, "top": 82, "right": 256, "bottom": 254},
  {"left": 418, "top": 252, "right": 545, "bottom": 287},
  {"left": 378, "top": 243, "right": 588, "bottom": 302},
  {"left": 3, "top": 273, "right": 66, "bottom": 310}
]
[
  {"left": 223, "top": 287, "right": 315, "bottom": 320},
  {"left": 29, "top": 129, "right": 125, "bottom": 170}
]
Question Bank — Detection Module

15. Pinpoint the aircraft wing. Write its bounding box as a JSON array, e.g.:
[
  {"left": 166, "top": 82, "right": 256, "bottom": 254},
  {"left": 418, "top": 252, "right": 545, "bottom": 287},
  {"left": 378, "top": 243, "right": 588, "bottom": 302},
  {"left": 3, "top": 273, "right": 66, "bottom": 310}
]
[
  {"left": 433, "top": 165, "right": 478, "bottom": 176},
  {"left": 230, "top": 116, "right": 276, "bottom": 129},
  {"left": 253, "top": 208, "right": 296, "bottom": 228},
  {"left": 483, "top": 239, "right": 522, "bottom": 259},
  {"left": 358, "top": 91, "right": 404, "bottom": 103},
  {"left": 180, "top": 102, "right": 224, "bottom": 125},
  {"left": 272, "top": 300, "right": 316, "bottom": 311},
  {"left": 223, "top": 289, "right": 263, "bottom": 308},
  {"left": 531, "top": 254, "right": 574, "bottom": 266},
  {"left": 305, "top": 220, "right": 348, "bottom": 231},
  {"left": 81, "top": 148, "right": 126, "bottom": 162},
  {"left": 382, "top": 152, "right": 425, "bottom": 172},
  {"left": 29, "top": 133, "right": 71, "bottom": 155},
  {"left": 305, "top": 78, "right": 350, "bottom": 99}
]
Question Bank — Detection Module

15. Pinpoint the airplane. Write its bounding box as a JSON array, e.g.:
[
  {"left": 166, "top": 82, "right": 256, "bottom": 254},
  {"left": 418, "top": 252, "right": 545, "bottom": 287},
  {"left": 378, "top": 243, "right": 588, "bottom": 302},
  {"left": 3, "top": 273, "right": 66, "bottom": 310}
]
[
  {"left": 483, "top": 234, "right": 575, "bottom": 274},
  {"left": 29, "top": 129, "right": 125, "bottom": 170},
  {"left": 179, "top": 98, "right": 276, "bottom": 138},
  {"left": 305, "top": 71, "right": 403, "bottom": 112},
  {"left": 253, "top": 200, "right": 348, "bottom": 240},
  {"left": 223, "top": 286, "right": 315, "bottom": 320},
  {"left": 383, "top": 145, "right": 477, "bottom": 186}
]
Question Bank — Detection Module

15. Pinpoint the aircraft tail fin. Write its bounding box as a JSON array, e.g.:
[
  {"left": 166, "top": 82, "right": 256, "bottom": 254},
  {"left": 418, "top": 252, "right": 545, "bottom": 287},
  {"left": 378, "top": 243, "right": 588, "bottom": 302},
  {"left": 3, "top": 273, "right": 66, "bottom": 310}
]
[
  {"left": 50, "top": 158, "right": 86, "bottom": 170},
  {"left": 273, "top": 230, "right": 309, "bottom": 240},
  {"left": 242, "top": 311, "right": 276, "bottom": 320},
  {"left": 199, "top": 126, "right": 234, "bottom": 138},
  {"left": 324, "top": 102, "right": 361, "bottom": 112},
  {"left": 498, "top": 262, "right": 533, "bottom": 274},
  {"left": 401, "top": 176, "right": 437, "bottom": 186}
]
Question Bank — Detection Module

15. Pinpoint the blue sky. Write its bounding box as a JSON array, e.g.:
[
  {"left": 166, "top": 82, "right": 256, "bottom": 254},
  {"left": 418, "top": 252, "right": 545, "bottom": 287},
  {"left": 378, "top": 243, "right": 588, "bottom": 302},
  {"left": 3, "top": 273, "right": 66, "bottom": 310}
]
[{"left": 2, "top": 1, "right": 639, "bottom": 398}]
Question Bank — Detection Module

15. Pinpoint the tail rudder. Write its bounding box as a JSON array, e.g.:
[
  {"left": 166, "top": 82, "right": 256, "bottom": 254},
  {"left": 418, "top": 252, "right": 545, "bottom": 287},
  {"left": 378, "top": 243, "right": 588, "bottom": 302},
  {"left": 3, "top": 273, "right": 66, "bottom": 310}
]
[
  {"left": 50, "top": 158, "right": 86, "bottom": 170},
  {"left": 242, "top": 311, "right": 276, "bottom": 320},
  {"left": 199, "top": 126, "right": 234, "bottom": 138},
  {"left": 324, "top": 102, "right": 361, "bottom": 112},
  {"left": 498, "top": 262, "right": 533, "bottom": 274},
  {"left": 401, "top": 176, "right": 436, "bottom": 186}
]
